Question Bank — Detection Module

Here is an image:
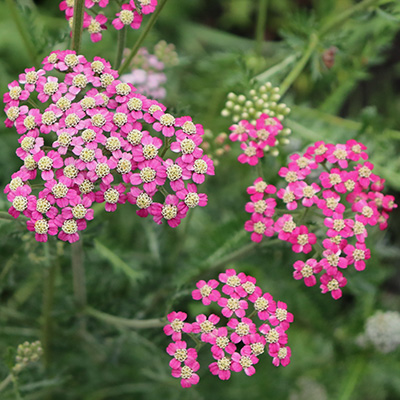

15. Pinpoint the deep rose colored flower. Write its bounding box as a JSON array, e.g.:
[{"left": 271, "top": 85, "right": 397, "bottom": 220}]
[
  {"left": 7, "top": 185, "right": 33, "bottom": 219},
  {"left": 164, "top": 311, "right": 192, "bottom": 342},
  {"left": 288, "top": 225, "right": 316, "bottom": 254},
  {"left": 138, "top": 0, "right": 157, "bottom": 14},
  {"left": 95, "top": 182, "right": 126, "bottom": 212},
  {"left": 166, "top": 341, "right": 197, "bottom": 370},
  {"left": 269, "top": 345, "right": 291, "bottom": 367},
  {"left": 209, "top": 326, "right": 237, "bottom": 359},
  {"left": 245, "top": 214, "right": 274, "bottom": 243},
  {"left": 247, "top": 177, "right": 276, "bottom": 201},
  {"left": 151, "top": 194, "right": 187, "bottom": 228},
  {"left": 229, "top": 120, "right": 253, "bottom": 142},
  {"left": 274, "top": 214, "right": 296, "bottom": 241},
  {"left": 192, "top": 279, "right": 220, "bottom": 305},
  {"left": 26, "top": 216, "right": 58, "bottom": 242},
  {"left": 248, "top": 289, "right": 276, "bottom": 320},
  {"left": 191, "top": 314, "right": 220, "bottom": 343},
  {"left": 187, "top": 155, "right": 215, "bottom": 184},
  {"left": 126, "top": 187, "right": 153, "bottom": 217},
  {"left": 324, "top": 213, "right": 354, "bottom": 238},
  {"left": 268, "top": 301, "right": 294, "bottom": 331},
  {"left": 176, "top": 184, "right": 207, "bottom": 212},
  {"left": 238, "top": 141, "right": 263, "bottom": 166},
  {"left": 316, "top": 190, "right": 345, "bottom": 216},
  {"left": 227, "top": 317, "right": 256, "bottom": 343},
  {"left": 259, "top": 324, "right": 288, "bottom": 353},
  {"left": 293, "top": 259, "right": 322, "bottom": 287},
  {"left": 320, "top": 271, "right": 347, "bottom": 299},
  {"left": 344, "top": 242, "right": 371, "bottom": 271},
  {"left": 209, "top": 356, "right": 232, "bottom": 381},
  {"left": 218, "top": 269, "right": 247, "bottom": 297},
  {"left": 112, "top": 2, "right": 143, "bottom": 30},
  {"left": 277, "top": 183, "right": 299, "bottom": 210},
  {"left": 231, "top": 346, "right": 259, "bottom": 376},
  {"left": 345, "top": 139, "right": 368, "bottom": 162},
  {"left": 218, "top": 295, "right": 248, "bottom": 318},
  {"left": 171, "top": 359, "right": 200, "bottom": 388}
]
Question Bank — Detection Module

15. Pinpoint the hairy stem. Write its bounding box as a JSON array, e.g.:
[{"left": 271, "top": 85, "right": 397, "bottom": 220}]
[
  {"left": 41, "top": 242, "right": 57, "bottom": 370},
  {"left": 71, "top": 240, "right": 87, "bottom": 331},
  {"left": 71, "top": 0, "right": 86, "bottom": 53},
  {"left": 5, "top": 0, "right": 38, "bottom": 65},
  {"left": 118, "top": 0, "right": 169, "bottom": 74},
  {"left": 85, "top": 306, "right": 165, "bottom": 329},
  {"left": 279, "top": 33, "right": 319, "bottom": 97},
  {"left": 0, "top": 374, "right": 12, "bottom": 393},
  {"left": 115, "top": 27, "right": 127, "bottom": 70},
  {"left": 255, "top": 0, "right": 268, "bottom": 56}
]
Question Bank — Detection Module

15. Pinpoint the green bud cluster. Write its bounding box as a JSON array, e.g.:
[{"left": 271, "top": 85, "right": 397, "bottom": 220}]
[
  {"left": 154, "top": 40, "right": 179, "bottom": 67},
  {"left": 12, "top": 341, "right": 43, "bottom": 374},
  {"left": 221, "top": 82, "right": 291, "bottom": 124}
]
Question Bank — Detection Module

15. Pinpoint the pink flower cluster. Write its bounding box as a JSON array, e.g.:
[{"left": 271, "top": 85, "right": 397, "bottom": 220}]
[
  {"left": 164, "top": 269, "right": 292, "bottom": 388},
  {"left": 244, "top": 141, "right": 397, "bottom": 299},
  {"left": 3, "top": 50, "right": 214, "bottom": 243},
  {"left": 59, "top": 0, "right": 157, "bottom": 43},
  {"left": 229, "top": 114, "right": 282, "bottom": 166}
]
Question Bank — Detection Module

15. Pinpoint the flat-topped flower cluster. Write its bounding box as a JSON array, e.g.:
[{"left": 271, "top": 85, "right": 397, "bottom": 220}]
[
  {"left": 229, "top": 113, "right": 282, "bottom": 165},
  {"left": 244, "top": 140, "right": 397, "bottom": 299},
  {"left": 60, "top": 0, "right": 157, "bottom": 43},
  {"left": 4, "top": 50, "right": 214, "bottom": 243},
  {"left": 164, "top": 269, "right": 292, "bottom": 387}
]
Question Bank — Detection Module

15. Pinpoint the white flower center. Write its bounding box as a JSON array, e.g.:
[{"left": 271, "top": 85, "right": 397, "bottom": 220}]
[
  {"left": 104, "top": 188, "right": 119, "bottom": 204},
  {"left": 12, "top": 196, "right": 28, "bottom": 212},
  {"left": 127, "top": 129, "right": 143, "bottom": 145},
  {"left": 119, "top": 9, "right": 134, "bottom": 25},
  {"left": 136, "top": 192, "right": 152, "bottom": 209},
  {"left": 161, "top": 204, "right": 178, "bottom": 220},
  {"left": 184, "top": 192, "right": 199, "bottom": 208},
  {"left": 140, "top": 167, "right": 156, "bottom": 183},
  {"left": 105, "top": 137, "right": 121, "bottom": 151},
  {"left": 34, "top": 219, "right": 49, "bottom": 234},
  {"left": 127, "top": 97, "right": 142, "bottom": 111},
  {"left": 113, "top": 112, "right": 127, "bottom": 127}
]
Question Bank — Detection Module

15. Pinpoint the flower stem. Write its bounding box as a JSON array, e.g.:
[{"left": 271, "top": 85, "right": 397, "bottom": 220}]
[
  {"left": 71, "top": 0, "right": 86, "bottom": 54},
  {"left": 118, "top": 0, "right": 169, "bottom": 74},
  {"left": 71, "top": 240, "right": 87, "bottom": 332},
  {"left": 254, "top": 54, "right": 297, "bottom": 83},
  {"left": 0, "top": 374, "right": 12, "bottom": 393},
  {"left": 85, "top": 306, "right": 165, "bottom": 329},
  {"left": 337, "top": 356, "right": 366, "bottom": 400},
  {"left": 279, "top": 33, "right": 319, "bottom": 97},
  {"left": 115, "top": 26, "right": 127, "bottom": 70},
  {"left": 5, "top": 0, "right": 38, "bottom": 66},
  {"left": 254, "top": 0, "right": 268, "bottom": 56},
  {"left": 41, "top": 242, "right": 57, "bottom": 370}
]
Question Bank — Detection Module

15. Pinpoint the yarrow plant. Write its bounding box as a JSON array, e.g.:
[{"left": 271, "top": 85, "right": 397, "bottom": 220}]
[
  {"left": 243, "top": 140, "right": 397, "bottom": 299},
  {"left": 164, "top": 269, "right": 293, "bottom": 387},
  {"left": 60, "top": 0, "right": 157, "bottom": 43},
  {"left": 3, "top": 50, "right": 214, "bottom": 243}
]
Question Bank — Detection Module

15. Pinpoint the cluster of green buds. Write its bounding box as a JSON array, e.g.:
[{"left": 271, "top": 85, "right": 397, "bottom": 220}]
[
  {"left": 221, "top": 82, "right": 291, "bottom": 124},
  {"left": 154, "top": 40, "right": 179, "bottom": 67},
  {"left": 12, "top": 341, "right": 43, "bottom": 374}
]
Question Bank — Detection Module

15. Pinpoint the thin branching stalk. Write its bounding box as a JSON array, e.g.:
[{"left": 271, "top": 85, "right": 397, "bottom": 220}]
[
  {"left": 118, "top": 0, "right": 169, "bottom": 74},
  {"left": 85, "top": 306, "right": 165, "bottom": 329},
  {"left": 115, "top": 27, "right": 127, "bottom": 70},
  {"left": 255, "top": 0, "right": 268, "bottom": 56},
  {"left": 337, "top": 356, "right": 366, "bottom": 400},
  {"left": 5, "top": 0, "right": 38, "bottom": 65},
  {"left": 71, "top": 0, "right": 86, "bottom": 53}
]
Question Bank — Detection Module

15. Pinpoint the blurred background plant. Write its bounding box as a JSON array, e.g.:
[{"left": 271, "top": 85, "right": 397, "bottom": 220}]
[{"left": 0, "top": 0, "right": 399, "bottom": 399}]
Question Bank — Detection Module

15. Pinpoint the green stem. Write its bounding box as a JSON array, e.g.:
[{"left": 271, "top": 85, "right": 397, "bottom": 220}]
[
  {"left": 85, "top": 306, "right": 165, "bottom": 329},
  {"left": 337, "top": 356, "right": 366, "bottom": 400},
  {"left": 254, "top": 54, "right": 297, "bottom": 83},
  {"left": 320, "top": 0, "right": 380, "bottom": 37},
  {"left": 71, "top": 240, "right": 87, "bottom": 332},
  {"left": 5, "top": 0, "right": 38, "bottom": 65},
  {"left": 115, "top": 27, "right": 127, "bottom": 70},
  {"left": 0, "top": 374, "right": 13, "bottom": 393},
  {"left": 41, "top": 243, "right": 57, "bottom": 370},
  {"left": 71, "top": 0, "right": 86, "bottom": 53},
  {"left": 119, "top": 0, "right": 169, "bottom": 74},
  {"left": 255, "top": 0, "right": 268, "bottom": 56},
  {"left": 279, "top": 33, "right": 319, "bottom": 97},
  {"left": 11, "top": 375, "right": 22, "bottom": 400}
]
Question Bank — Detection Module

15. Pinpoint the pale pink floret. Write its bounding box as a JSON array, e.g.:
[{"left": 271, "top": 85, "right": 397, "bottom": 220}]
[
  {"left": 293, "top": 259, "right": 322, "bottom": 287},
  {"left": 230, "top": 346, "right": 259, "bottom": 376},
  {"left": 163, "top": 311, "right": 192, "bottom": 341},
  {"left": 326, "top": 143, "right": 349, "bottom": 168},
  {"left": 352, "top": 199, "right": 379, "bottom": 226},
  {"left": 37, "top": 76, "right": 67, "bottom": 103},
  {"left": 16, "top": 135, "right": 43, "bottom": 160},
  {"left": 229, "top": 120, "right": 254, "bottom": 142},
  {"left": 33, "top": 150, "right": 64, "bottom": 181},
  {"left": 166, "top": 340, "right": 197, "bottom": 370},
  {"left": 3, "top": 80, "right": 30, "bottom": 104},
  {"left": 192, "top": 279, "right": 220, "bottom": 305},
  {"left": 171, "top": 358, "right": 200, "bottom": 388},
  {"left": 18, "top": 67, "right": 45, "bottom": 92}
]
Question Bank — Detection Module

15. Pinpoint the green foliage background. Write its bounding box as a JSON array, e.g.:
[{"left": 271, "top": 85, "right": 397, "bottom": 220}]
[{"left": 0, "top": 0, "right": 399, "bottom": 399}]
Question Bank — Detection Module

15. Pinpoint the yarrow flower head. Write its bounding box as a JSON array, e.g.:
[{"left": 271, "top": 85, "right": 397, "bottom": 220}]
[
  {"left": 164, "top": 269, "right": 293, "bottom": 387},
  {"left": 242, "top": 140, "right": 397, "bottom": 300},
  {"left": 60, "top": 0, "right": 158, "bottom": 43},
  {"left": 3, "top": 50, "right": 214, "bottom": 242}
]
